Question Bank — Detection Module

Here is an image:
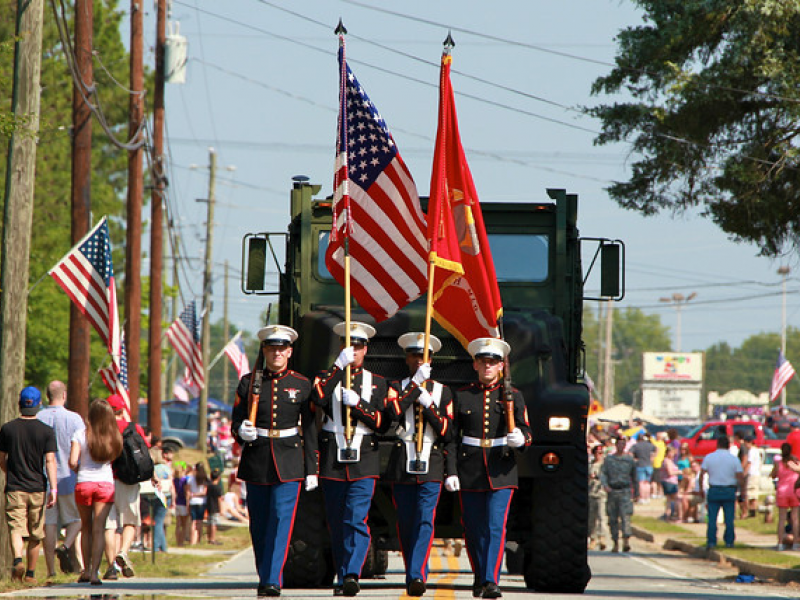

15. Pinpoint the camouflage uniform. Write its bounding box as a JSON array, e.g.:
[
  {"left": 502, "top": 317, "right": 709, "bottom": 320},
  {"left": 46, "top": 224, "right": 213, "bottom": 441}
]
[
  {"left": 600, "top": 452, "right": 637, "bottom": 544},
  {"left": 588, "top": 459, "right": 608, "bottom": 548}
]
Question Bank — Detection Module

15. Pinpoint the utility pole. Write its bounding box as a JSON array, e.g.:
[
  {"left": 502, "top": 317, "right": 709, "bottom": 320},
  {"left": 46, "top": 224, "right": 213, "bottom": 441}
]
[
  {"left": 0, "top": 0, "right": 46, "bottom": 569},
  {"left": 125, "top": 0, "right": 144, "bottom": 417},
  {"left": 68, "top": 0, "right": 93, "bottom": 419},
  {"left": 147, "top": 0, "right": 166, "bottom": 438},
  {"left": 198, "top": 148, "right": 217, "bottom": 450},
  {"left": 223, "top": 260, "right": 229, "bottom": 404},
  {"left": 167, "top": 234, "right": 179, "bottom": 392},
  {"left": 779, "top": 266, "right": 790, "bottom": 406},
  {"left": 602, "top": 298, "right": 614, "bottom": 408}
]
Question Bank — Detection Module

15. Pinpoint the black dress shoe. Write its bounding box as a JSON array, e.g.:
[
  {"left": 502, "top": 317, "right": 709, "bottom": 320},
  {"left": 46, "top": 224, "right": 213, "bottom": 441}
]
[
  {"left": 481, "top": 582, "right": 502, "bottom": 599},
  {"left": 258, "top": 584, "right": 281, "bottom": 597},
  {"left": 472, "top": 575, "right": 482, "bottom": 597},
  {"left": 407, "top": 578, "right": 426, "bottom": 596},
  {"left": 342, "top": 575, "right": 360, "bottom": 597}
]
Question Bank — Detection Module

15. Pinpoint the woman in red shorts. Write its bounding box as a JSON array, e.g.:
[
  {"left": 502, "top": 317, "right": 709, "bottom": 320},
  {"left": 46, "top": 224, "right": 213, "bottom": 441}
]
[{"left": 69, "top": 398, "right": 122, "bottom": 584}]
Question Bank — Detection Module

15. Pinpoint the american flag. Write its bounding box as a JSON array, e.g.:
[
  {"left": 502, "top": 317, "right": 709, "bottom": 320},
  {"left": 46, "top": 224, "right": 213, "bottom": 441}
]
[
  {"left": 224, "top": 331, "right": 250, "bottom": 380},
  {"left": 166, "top": 302, "right": 205, "bottom": 390},
  {"left": 325, "top": 41, "right": 428, "bottom": 321},
  {"left": 99, "top": 333, "right": 130, "bottom": 410},
  {"left": 49, "top": 217, "right": 121, "bottom": 372},
  {"left": 770, "top": 350, "right": 796, "bottom": 401}
]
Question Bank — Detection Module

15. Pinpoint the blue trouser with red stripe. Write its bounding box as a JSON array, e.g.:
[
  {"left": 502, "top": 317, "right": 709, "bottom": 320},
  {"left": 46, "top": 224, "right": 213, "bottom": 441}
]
[
  {"left": 321, "top": 478, "right": 376, "bottom": 585},
  {"left": 460, "top": 488, "right": 514, "bottom": 586},
  {"left": 392, "top": 482, "right": 442, "bottom": 584},
  {"left": 247, "top": 481, "right": 301, "bottom": 587}
]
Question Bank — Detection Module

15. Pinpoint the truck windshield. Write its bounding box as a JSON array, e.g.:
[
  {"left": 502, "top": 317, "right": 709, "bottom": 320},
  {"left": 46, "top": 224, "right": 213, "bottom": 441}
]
[{"left": 317, "top": 231, "right": 548, "bottom": 283}]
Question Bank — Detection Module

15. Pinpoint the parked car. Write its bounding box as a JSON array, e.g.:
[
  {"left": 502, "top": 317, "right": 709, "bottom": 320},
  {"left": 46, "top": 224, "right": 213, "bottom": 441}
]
[
  {"left": 137, "top": 403, "right": 199, "bottom": 453},
  {"left": 680, "top": 420, "right": 783, "bottom": 459}
]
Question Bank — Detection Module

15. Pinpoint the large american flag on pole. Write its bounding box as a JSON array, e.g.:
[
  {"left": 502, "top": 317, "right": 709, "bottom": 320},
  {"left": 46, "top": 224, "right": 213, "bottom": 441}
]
[
  {"left": 49, "top": 217, "right": 121, "bottom": 372},
  {"left": 770, "top": 349, "right": 796, "bottom": 402},
  {"left": 223, "top": 331, "right": 250, "bottom": 379},
  {"left": 166, "top": 302, "right": 205, "bottom": 390},
  {"left": 325, "top": 39, "right": 428, "bottom": 321},
  {"left": 99, "top": 333, "right": 130, "bottom": 411}
]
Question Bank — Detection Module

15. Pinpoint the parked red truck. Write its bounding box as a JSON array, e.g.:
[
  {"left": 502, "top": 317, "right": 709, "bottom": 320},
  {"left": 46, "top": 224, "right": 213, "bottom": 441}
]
[{"left": 680, "top": 420, "right": 783, "bottom": 458}]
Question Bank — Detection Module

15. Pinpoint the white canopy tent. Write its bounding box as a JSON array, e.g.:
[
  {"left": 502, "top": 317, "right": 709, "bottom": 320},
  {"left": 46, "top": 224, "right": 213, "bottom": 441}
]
[{"left": 590, "top": 404, "right": 665, "bottom": 426}]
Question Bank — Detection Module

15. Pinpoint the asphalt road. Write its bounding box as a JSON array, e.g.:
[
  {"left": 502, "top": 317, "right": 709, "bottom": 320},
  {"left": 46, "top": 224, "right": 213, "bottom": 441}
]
[{"left": 3, "top": 537, "right": 798, "bottom": 600}]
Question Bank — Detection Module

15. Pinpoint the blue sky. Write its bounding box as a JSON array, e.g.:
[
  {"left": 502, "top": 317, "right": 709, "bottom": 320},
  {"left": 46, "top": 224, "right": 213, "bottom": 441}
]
[{"left": 128, "top": 0, "right": 797, "bottom": 355}]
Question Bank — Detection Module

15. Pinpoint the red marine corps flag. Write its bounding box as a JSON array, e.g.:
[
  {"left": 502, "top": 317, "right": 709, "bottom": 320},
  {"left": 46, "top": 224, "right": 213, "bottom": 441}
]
[
  {"left": 427, "top": 43, "right": 503, "bottom": 348},
  {"left": 325, "top": 31, "right": 428, "bottom": 321}
]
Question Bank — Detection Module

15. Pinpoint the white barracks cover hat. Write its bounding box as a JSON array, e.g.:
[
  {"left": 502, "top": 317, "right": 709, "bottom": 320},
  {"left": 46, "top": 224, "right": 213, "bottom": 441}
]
[
  {"left": 468, "top": 337, "right": 511, "bottom": 360},
  {"left": 257, "top": 325, "right": 298, "bottom": 345},
  {"left": 333, "top": 321, "right": 376, "bottom": 344},
  {"left": 397, "top": 332, "right": 442, "bottom": 354}
]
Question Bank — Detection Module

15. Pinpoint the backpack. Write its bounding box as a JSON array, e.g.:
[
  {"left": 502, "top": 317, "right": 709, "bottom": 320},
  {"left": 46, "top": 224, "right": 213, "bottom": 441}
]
[{"left": 112, "top": 423, "right": 155, "bottom": 485}]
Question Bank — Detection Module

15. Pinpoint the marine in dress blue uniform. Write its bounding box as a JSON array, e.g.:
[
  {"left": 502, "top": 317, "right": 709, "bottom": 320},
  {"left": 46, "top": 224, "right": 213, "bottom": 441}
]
[
  {"left": 231, "top": 325, "right": 318, "bottom": 598},
  {"left": 385, "top": 333, "right": 454, "bottom": 597},
  {"left": 313, "top": 321, "right": 392, "bottom": 597},
  {"left": 451, "top": 338, "right": 532, "bottom": 599}
]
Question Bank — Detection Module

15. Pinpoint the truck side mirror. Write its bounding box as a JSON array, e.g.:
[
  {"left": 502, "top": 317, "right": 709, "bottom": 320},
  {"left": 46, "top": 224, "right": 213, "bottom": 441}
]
[
  {"left": 600, "top": 243, "right": 620, "bottom": 298},
  {"left": 244, "top": 236, "right": 267, "bottom": 293}
]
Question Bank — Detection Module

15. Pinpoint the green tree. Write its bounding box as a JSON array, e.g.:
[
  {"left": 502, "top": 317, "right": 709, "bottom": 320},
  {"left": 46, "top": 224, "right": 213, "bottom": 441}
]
[
  {"left": 588, "top": 1, "right": 800, "bottom": 256},
  {"left": 1, "top": 0, "right": 147, "bottom": 396},
  {"left": 584, "top": 305, "right": 672, "bottom": 405}
]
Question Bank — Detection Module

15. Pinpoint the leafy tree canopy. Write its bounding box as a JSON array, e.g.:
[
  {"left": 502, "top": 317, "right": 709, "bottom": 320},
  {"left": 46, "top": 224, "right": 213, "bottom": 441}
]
[{"left": 588, "top": 0, "right": 800, "bottom": 256}]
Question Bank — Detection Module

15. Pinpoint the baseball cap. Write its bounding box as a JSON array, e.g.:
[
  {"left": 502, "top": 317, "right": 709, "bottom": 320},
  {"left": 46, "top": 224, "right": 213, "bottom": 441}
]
[
  {"left": 19, "top": 386, "right": 42, "bottom": 416},
  {"left": 106, "top": 394, "right": 127, "bottom": 412}
]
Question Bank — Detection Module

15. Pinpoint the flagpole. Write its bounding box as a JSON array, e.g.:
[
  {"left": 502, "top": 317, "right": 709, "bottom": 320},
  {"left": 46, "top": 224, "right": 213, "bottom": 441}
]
[{"left": 336, "top": 20, "right": 354, "bottom": 449}]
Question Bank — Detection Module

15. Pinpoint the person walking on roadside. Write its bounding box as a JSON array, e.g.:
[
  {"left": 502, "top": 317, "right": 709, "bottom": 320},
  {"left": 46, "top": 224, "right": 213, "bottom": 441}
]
[
  {"left": 630, "top": 434, "right": 655, "bottom": 504},
  {"left": 37, "top": 380, "right": 86, "bottom": 577},
  {"left": 741, "top": 435, "right": 762, "bottom": 519},
  {"left": 651, "top": 432, "right": 667, "bottom": 500},
  {"left": 313, "top": 321, "right": 391, "bottom": 597},
  {"left": 0, "top": 387, "right": 58, "bottom": 584},
  {"left": 232, "top": 325, "right": 317, "bottom": 598},
  {"left": 70, "top": 398, "right": 123, "bottom": 585},
  {"left": 451, "top": 337, "right": 532, "bottom": 599},
  {"left": 600, "top": 436, "right": 638, "bottom": 553},
  {"left": 107, "top": 393, "right": 149, "bottom": 579},
  {"left": 660, "top": 446, "right": 681, "bottom": 521},
  {"left": 588, "top": 444, "right": 608, "bottom": 551},
  {"left": 700, "top": 435, "right": 744, "bottom": 549},
  {"left": 771, "top": 442, "right": 800, "bottom": 551},
  {"left": 385, "top": 332, "right": 454, "bottom": 597}
]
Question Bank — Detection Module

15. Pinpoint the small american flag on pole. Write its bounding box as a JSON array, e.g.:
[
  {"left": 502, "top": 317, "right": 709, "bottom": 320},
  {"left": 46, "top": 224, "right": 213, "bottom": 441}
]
[
  {"left": 99, "top": 333, "right": 130, "bottom": 411},
  {"left": 166, "top": 302, "right": 205, "bottom": 390},
  {"left": 49, "top": 217, "right": 121, "bottom": 372},
  {"left": 770, "top": 350, "right": 796, "bottom": 402},
  {"left": 223, "top": 331, "right": 250, "bottom": 379},
  {"left": 325, "top": 39, "right": 428, "bottom": 321}
]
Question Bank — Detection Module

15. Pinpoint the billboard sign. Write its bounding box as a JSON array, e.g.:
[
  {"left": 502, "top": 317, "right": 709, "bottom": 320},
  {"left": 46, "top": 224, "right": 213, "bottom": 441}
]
[{"left": 643, "top": 352, "right": 703, "bottom": 383}]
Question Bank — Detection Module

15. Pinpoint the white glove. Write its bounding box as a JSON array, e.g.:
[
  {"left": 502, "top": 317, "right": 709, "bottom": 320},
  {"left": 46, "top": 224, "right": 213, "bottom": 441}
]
[
  {"left": 507, "top": 428, "right": 525, "bottom": 448},
  {"left": 305, "top": 475, "right": 319, "bottom": 492},
  {"left": 417, "top": 388, "right": 433, "bottom": 409},
  {"left": 444, "top": 475, "right": 460, "bottom": 492},
  {"left": 342, "top": 389, "right": 360, "bottom": 407},
  {"left": 334, "top": 347, "right": 355, "bottom": 370},
  {"left": 411, "top": 363, "right": 431, "bottom": 386},
  {"left": 239, "top": 420, "right": 257, "bottom": 442}
]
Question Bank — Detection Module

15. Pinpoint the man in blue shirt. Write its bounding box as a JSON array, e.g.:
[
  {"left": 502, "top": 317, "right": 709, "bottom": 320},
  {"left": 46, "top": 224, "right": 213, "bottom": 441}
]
[{"left": 700, "top": 435, "right": 744, "bottom": 549}]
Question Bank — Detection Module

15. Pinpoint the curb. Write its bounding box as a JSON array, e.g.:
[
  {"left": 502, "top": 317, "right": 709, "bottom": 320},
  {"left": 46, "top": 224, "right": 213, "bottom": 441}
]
[{"left": 631, "top": 526, "right": 800, "bottom": 584}]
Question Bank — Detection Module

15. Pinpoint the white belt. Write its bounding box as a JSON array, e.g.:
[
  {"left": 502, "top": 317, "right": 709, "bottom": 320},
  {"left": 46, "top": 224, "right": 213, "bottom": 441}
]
[
  {"left": 256, "top": 427, "right": 298, "bottom": 439},
  {"left": 462, "top": 435, "right": 507, "bottom": 448},
  {"left": 321, "top": 421, "right": 373, "bottom": 435}
]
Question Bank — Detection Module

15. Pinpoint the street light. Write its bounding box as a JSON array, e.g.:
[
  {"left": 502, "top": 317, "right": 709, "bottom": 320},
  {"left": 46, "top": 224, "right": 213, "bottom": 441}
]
[
  {"left": 659, "top": 292, "right": 697, "bottom": 352},
  {"left": 779, "top": 266, "right": 790, "bottom": 406}
]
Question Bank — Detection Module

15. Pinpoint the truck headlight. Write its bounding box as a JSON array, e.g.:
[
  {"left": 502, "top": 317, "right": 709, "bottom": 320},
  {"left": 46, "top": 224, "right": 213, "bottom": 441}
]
[{"left": 549, "top": 417, "right": 570, "bottom": 431}]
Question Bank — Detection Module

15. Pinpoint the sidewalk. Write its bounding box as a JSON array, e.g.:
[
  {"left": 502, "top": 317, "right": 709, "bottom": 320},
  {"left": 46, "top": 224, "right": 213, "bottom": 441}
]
[{"left": 630, "top": 495, "right": 800, "bottom": 584}]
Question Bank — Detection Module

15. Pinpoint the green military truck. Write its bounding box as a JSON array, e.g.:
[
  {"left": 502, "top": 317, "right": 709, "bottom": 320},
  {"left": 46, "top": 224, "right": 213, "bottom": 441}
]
[{"left": 242, "top": 176, "right": 623, "bottom": 593}]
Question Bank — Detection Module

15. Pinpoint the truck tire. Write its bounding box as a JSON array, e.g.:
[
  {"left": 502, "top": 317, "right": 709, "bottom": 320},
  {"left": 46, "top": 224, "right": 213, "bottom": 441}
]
[
  {"left": 373, "top": 548, "right": 389, "bottom": 576},
  {"left": 361, "top": 543, "right": 376, "bottom": 579},
  {"left": 283, "top": 489, "right": 330, "bottom": 588},
  {"left": 524, "top": 442, "right": 591, "bottom": 593}
]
